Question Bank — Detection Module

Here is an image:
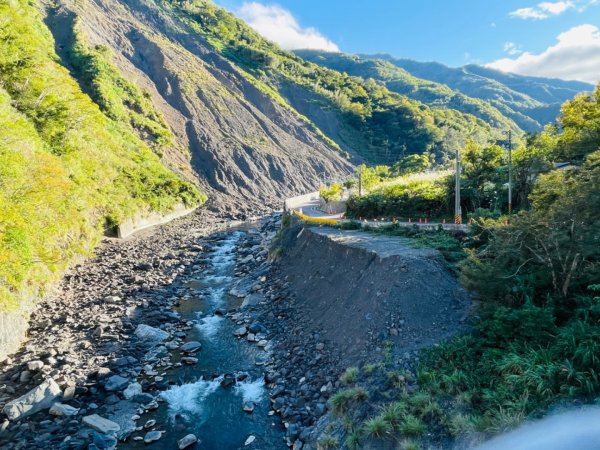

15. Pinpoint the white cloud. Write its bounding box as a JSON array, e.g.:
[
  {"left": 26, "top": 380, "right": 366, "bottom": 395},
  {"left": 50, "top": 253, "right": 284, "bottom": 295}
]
[
  {"left": 510, "top": 1, "right": 574, "bottom": 19},
  {"left": 503, "top": 42, "right": 523, "bottom": 55},
  {"left": 486, "top": 24, "right": 600, "bottom": 83},
  {"left": 236, "top": 2, "right": 339, "bottom": 51}
]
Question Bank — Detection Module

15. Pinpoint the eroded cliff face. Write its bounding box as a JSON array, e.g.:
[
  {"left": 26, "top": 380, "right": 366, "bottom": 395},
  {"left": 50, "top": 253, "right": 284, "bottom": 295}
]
[{"left": 44, "top": 0, "right": 352, "bottom": 213}]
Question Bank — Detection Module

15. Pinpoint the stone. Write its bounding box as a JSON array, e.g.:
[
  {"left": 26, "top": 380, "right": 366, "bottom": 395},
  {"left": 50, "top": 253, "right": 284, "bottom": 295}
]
[
  {"left": 178, "top": 434, "right": 198, "bottom": 449},
  {"left": 144, "top": 430, "right": 162, "bottom": 444},
  {"left": 123, "top": 383, "right": 142, "bottom": 400},
  {"left": 241, "top": 294, "right": 265, "bottom": 309},
  {"left": 2, "top": 378, "right": 62, "bottom": 420},
  {"left": 243, "top": 402, "right": 255, "bottom": 413},
  {"left": 104, "top": 375, "right": 129, "bottom": 392},
  {"left": 132, "top": 393, "right": 154, "bottom": 404},
  {"left": 144, "top": 419, "right": 156, "bottom": 429},
  {"left": 244, "top": 435, "right": 256, "bottom": 446},
  {"left": 19, "top": 370, "right": 31, "bottom": 383},
  {"left": 27, "top": 360, "right": 44, "bottom": 371},
  {"left": 181, "top": 357, "right": 198, "bottom": 365},
  {"left": 179, "top": 341, "right": 202, "bottom": 353},
  {"left": 62, "top": 385, "right": 76, "bottom": 401},
  {"left": 96, "top": 367, "right": 112, "bottom": 379},
  {"left": 248, "top": 322, "right": 267, "bottom": 334},
  {"left": 134, "top": 324, "right": 169, "bottom": 342},
  {"left": 91, "top": 431, "right": 118, "bottom": 450},
  {"left": 256, "top": 340, "right": 268, "bottom": 348},
  {"left": 49, "top": 402, "right": 79, "bottom": 416},
  {"left": 82, "top": 414, "right": 121, "bottom": 434},
  {"left": 233, "top": 326, "right": 247, "bottom": 337}
]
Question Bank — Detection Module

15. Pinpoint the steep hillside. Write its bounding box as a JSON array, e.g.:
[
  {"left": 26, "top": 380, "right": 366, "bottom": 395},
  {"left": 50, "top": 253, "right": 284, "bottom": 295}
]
[
  {"left": 0, "top": 0, "right": 205, "bottom": 314},
  {"left": 150, "top": 0, "right": 510, "bottom": 166},
  {"left": 295, "top": 49, "right": 525, "bottom": 133},
  {"left": 42, "top": 0, "right": 353, "bottom": 208},
  {"left": 370, "top": 55, "right": 594, "bottom": 132}
]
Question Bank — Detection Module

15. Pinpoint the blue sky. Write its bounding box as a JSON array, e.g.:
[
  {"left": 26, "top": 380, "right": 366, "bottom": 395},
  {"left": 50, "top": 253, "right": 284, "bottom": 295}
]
[{"left": 217, "top": 0, "right": 600, "bottom": 83}]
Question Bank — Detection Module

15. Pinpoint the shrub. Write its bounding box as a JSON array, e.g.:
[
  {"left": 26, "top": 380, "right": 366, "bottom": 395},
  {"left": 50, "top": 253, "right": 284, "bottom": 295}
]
[
  {"left": 329, "top": 388, "right": 369, "bottom": 415},
  {"left": 363, "top": 415, "right": 391, "bottom": 438},
  {"left": 340, "top": 367, "right": 359, "bottom": 385},
  {"left": 320, "top": 183, "right": 343, "bottom": 202}
]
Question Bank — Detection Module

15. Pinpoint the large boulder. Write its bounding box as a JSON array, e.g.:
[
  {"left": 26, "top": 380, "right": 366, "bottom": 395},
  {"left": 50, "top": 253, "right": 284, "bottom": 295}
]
[
  {"left": 2, "top": 378, "right": 62, "bottom": 420},
  {"left": 82, "top": 414, "right": 121, "bottom": 434},
  {"left": 134, "top": 324, "right": 169, "bottom": 342}
]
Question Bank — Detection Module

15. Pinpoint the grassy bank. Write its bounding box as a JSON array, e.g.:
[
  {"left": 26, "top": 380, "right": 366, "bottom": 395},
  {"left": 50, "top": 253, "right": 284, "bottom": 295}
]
[{"left": 0, "top": 0, "right": 205, "bottom": 312}]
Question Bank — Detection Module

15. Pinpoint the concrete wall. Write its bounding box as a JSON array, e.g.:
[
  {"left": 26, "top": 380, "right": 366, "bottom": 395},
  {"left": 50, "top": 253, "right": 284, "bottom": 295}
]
[
  {"left": 117, "top": 203, "right": 197, "bottom": 239},
  {"left": 318, "top": 199, "right": 347, "bottom": 215},
  {"left": 0, "top": 301, "right": 33, "bottom": 362},
  {"left": 283, "top": 191, "right": 320, "bottom": 212}
]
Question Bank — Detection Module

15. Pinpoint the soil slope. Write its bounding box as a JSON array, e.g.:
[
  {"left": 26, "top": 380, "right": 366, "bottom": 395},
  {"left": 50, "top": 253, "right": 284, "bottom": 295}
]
[
  {"left": 43, "top": 0, "right": 352, "bottom": 213},
  {"left": 277, "top": 226, "right": 471, "bottom": 364}
]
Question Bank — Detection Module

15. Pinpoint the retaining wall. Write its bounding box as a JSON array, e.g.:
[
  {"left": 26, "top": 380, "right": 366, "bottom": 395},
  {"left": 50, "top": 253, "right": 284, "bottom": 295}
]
[
  {"left": 116, "top": 203, "right": 197, "bottom": 239},
  {"left": 0, "top": 301, "right": 34, "bottom": 362},
  {"left": 318, "top": 199, "right": 347, "bottom": 215},
  {"left": 283, "top": 191, "right": 320, "bottom": 212}
]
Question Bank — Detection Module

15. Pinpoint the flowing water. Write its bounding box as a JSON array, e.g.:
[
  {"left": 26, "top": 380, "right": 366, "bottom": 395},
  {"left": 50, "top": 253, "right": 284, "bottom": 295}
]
[{"left": 122, "top": 230, "right": 284, "bottom": 449}]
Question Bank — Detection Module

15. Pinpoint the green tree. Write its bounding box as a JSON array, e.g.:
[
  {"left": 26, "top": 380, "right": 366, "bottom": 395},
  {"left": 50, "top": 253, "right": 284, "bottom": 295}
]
[{"left": 392, "top": 154, "right": 430, "bottom": 175}]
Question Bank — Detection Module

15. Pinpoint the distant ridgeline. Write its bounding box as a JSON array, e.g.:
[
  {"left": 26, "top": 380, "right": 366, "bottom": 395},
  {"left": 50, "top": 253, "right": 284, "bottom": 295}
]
[{"left": 296, "top": 50, "right": 593, "bottom": 135}]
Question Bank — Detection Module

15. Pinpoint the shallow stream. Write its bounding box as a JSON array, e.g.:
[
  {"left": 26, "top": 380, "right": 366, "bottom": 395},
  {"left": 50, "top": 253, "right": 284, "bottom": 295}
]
[{"left": 122, "top": 230, "right": 284, "bottom": 449}]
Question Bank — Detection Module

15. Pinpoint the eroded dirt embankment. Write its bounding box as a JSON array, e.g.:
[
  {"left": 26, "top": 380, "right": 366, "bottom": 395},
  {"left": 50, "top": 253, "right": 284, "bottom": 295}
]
[{"left": 275, "top": 225, "right": 471, "bottom": 364}]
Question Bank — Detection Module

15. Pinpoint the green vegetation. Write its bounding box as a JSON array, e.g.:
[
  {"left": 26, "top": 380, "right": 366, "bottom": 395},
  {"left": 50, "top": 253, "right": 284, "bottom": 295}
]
[
  {"left": 319, "top": 183, "right": 343, "bottom": 202},
  {"left": 347, "top": 169, "right": 451, "bottom": 220},
  {"left": 340, "top": 367, "right": 359, "bottom": 385},
  {"left": 329, "top": 387, "right": 369, "bottom": 416},
  {"left": 160, "top": 0, "right": 503, "bottom": 164},
  {"left": 327, "top": 82, "right": 600, "bottom": 447},
  {"left": 0, "top": 0, "right": 204, "bottom": 311},
  {"left": 295, "top": 50, "right": 523, "bottom": 133},
  {"left": 373, "top": 55, "right": 593, "bottom": 132}
]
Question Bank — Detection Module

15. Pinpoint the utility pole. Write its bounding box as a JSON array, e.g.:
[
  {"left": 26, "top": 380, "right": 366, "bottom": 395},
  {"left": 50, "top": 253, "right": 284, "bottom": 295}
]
[
  {"left": 358, "top": 165, "right": 363, "bottom": 197},
  {"left": 504, "top": 130, "right": 513, "bottom": 217},
  {"left": 454, "top": 148, "right": 462, "bottom": 224}
]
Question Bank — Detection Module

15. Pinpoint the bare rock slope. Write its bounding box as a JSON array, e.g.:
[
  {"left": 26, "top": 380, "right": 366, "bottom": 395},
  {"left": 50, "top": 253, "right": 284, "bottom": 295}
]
[
  {"left": 277, "top": 226, "right": 471, "bottom": 364},
  {"left": 44, "top": 0, "right": 352, "bottom": 212}
]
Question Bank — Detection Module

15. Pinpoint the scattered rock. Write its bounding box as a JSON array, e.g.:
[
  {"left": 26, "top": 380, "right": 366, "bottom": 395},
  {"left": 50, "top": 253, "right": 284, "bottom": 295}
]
[
  {"left": 49, "top": 402, "right": 79, "bottom": 416},
  {"left": 134, "top": 324, "right": 169, "bottom": 343},
  {"left": 180, "top": 341, "right": 202, "bottom": 353},
  {"left": 144, "top": 430, "right": 162, "bottom": 444},
  {"left": 82, "top": 414, "right": 121, "bottom": 434},
  {"left": 233, "top": 326, "right": 247, "bottom": 337},
  {"left": 27, "top": 360, "right": 44, "bottom": 371},
  {"left": 104, "top": 375, "right": 129, "bottom": 392},
  {"left": 2, "top": 378, "right": 62, "bottom": 420},
  {"left": 144, "top": 419, "right": 156, "bottom": 429},
  {"left": 181, "top": 357, "right": 198, "bottom": 365},
  {"left": 178, "top": 434, "right": 198, "bottom": 449},
  {"left": 244, "top": 435, "right": 256, "bottom": 446},
  {"left": 243, "top": 402, "right": 255, "bottom": 413},
  {"left": 123, "top": 383, "right": 143, "bottom": 400}
]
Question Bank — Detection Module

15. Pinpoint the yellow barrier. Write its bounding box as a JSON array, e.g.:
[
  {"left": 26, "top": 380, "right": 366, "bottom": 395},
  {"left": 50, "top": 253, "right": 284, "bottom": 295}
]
[{"left": 292, "top": 210, "right": 338, "bottom": 226}]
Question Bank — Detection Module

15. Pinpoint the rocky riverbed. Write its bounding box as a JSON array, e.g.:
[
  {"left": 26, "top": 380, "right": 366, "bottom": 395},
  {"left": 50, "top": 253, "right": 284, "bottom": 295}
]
[
  {"left": 0, "top": 209, "right": 291, "bottom": 449},
  {"left": 0, "top": 209, "right": 471, "bottom": 450}
]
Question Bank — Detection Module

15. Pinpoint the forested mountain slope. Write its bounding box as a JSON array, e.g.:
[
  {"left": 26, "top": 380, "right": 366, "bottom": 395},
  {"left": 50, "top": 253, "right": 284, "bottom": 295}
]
[
  {"left": 371, "top": 54, "right": 594, "bottom": 132},
  {"left": 295, "top": 49, "right": 525, "bottom": 132}
]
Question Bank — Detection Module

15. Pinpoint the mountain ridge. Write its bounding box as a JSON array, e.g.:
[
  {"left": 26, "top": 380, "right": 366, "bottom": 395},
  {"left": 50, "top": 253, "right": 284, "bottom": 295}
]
[{"left": 294, "top": 49, "right": 593, "bottom": 134}]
